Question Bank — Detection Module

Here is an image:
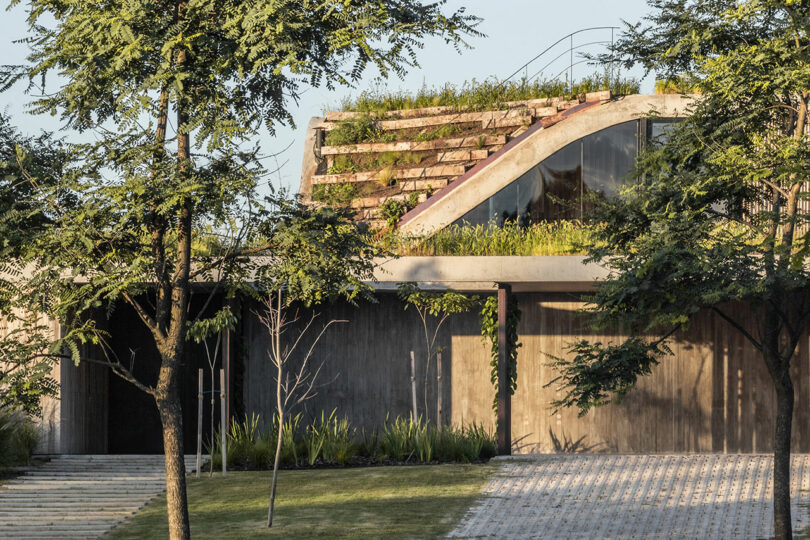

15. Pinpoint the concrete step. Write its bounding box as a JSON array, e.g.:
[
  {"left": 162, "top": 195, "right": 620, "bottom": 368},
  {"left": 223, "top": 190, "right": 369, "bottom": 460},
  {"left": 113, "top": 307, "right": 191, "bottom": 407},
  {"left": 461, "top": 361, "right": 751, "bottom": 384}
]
[
  {"left": 0, "top": 507, "right": 141, "bottom": 513},
  {"left": 0, "top": 498, "right": 147, "bottom": 505},
  {"left": 0, "top": 454, "right": 204, "bottom": 539}
]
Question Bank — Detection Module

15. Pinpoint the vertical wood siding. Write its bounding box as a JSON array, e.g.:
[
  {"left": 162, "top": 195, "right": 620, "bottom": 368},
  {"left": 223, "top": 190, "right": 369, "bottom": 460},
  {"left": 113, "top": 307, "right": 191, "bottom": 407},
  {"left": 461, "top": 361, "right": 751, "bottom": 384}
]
[{"left": 243, "top": 292, "right": 810, "bottom": 454}]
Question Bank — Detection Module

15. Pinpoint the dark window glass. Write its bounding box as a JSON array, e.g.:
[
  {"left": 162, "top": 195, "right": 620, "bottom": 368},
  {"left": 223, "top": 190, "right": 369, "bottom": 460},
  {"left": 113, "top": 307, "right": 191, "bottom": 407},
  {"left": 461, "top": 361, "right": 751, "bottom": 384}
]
[
  {"left": 582, "top": 121, "right": 638, "bottom": 211},
  {"left": 457, "top": 198, "right": 491, "bottom": 226},
  {"left": 535, "top": 140, "right": 581, "bottom": 221},
  {"left": 648, "top": 119, "right": 677, "bottom": 146},
  {"left": 488, "top": 181, "right": 518, "bottom": 226},
  {"left": 452, "top": 119, "right": 660, "bottom": 228}
]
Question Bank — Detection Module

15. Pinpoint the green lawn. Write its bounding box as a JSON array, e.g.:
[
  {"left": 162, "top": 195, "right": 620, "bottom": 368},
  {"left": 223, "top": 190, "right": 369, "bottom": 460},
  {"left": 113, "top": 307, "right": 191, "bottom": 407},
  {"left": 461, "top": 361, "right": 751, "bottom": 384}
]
[{"left": 108, "top": 464, "right": 494, "bottom": 539}]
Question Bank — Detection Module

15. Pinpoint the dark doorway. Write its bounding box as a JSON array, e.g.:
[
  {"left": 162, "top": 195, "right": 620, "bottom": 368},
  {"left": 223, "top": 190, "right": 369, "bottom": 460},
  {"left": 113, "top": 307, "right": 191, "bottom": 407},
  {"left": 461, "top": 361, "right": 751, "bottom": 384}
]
[{"left": 105, "top": 295, "right": 227, "bottom": 454}]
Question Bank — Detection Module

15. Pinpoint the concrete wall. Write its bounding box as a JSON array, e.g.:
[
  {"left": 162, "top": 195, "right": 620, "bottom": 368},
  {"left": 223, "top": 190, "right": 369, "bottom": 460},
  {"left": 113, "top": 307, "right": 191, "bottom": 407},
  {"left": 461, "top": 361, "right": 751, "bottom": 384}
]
[{"left": 242, "top": 292, "right": 810, "bottom": 454}]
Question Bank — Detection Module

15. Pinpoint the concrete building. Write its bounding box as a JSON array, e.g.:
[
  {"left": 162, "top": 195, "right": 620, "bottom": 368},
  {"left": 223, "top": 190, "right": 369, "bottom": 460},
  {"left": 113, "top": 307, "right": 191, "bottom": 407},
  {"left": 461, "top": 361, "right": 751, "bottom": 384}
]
[{"left": 43, "top": 91, "right": 810, "bottom": 456}]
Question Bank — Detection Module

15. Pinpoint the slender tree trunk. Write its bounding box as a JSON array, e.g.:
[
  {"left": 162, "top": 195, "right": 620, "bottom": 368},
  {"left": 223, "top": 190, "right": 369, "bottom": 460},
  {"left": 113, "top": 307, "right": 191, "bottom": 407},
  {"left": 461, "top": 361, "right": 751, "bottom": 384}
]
[
  {"left": 267, "top": 410, "right": 283, "bottom": 528},
  {"left": 771, "top": 366, "right": 795, "bottom": 540},
  {"left": 156, "top": 366, "right": 191, "bottom": 540},
  {"left": 268, "top": 291, "right": 284, "bottom": 527}
]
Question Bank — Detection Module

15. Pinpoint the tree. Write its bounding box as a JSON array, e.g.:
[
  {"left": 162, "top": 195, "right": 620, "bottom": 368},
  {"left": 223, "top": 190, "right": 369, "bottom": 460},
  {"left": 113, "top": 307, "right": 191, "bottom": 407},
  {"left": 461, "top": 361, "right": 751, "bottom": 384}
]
[
  {"left": 254, "top": 196, "right": 376, "bottom": 528},
  {"left": 550, "top": 2, "right": 810, "bottom": 538},
  {"left": 397, "top": 282, "right": 479, "bottom": 423},
  {"left": 0, "top": 113, "right": 63, "bottom": 416},
  {"left": 1, "top": 2, "right": 481, "bottom": 538},
  {"left": 257, "top": 293, "right": 343, "bottom": 528}
]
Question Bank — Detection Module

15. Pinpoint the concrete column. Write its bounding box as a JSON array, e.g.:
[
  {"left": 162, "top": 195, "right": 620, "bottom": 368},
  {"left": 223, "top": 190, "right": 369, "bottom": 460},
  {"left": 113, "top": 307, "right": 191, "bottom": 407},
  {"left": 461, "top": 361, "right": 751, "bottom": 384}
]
[{"left": 497, "top": 284, "right": 512, "bottom": 455}]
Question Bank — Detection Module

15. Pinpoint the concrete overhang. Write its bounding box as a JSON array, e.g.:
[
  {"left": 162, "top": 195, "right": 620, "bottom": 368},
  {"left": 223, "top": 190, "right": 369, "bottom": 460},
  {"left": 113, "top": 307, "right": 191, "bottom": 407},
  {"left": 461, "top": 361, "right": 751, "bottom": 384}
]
[
  {"left": 399, "top": 94, "right": 696, "bottom": 235},
  {"left": 10, "top": 256, "right": 607, "bottom": 293},
  {"left": 370, "top": 255, "right": 609, "bottom": 293}
]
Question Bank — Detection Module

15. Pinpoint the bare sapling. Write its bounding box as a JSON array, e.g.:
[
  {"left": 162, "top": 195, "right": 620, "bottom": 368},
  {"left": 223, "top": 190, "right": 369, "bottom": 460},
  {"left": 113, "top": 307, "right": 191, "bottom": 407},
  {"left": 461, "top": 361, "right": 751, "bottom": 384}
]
[{"left": 257, "top": 290, "right": 345, "bottom": 527}]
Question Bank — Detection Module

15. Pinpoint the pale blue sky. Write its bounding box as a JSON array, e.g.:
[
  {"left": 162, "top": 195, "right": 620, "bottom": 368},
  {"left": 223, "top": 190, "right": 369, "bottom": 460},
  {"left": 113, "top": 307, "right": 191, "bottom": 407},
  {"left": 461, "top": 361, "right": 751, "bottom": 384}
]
[{"left": 0, "top": 1, "right": 654, "bottom": 193}]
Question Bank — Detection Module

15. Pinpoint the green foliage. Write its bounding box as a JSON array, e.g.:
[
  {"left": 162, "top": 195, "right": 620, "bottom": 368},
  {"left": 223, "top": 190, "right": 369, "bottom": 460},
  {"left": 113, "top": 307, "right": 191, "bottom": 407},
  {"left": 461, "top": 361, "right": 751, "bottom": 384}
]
[
  {"left": 328, "top": 151, "right": 425, "bottom": 175},
  {"left": 0, "top": 407, "right": 40, "bottom": 467},
  {"left": 326, "top": 155, "right": 358, "bottom": 175},
  {"left": 0, "top": 319, "right": 59, "bottom": 416},
  {"left": 303, "top": 409, "right": 356, "bottom": 466},
  {"left": 479, "top": 295, "right": 522, "bottom": 413},
  {"left": 414, "top": 124, "right": 461, "bottom": 142},
  {"left": 390, "top": 220, "right": 594, "bottom": 256},
  {"left": 380, "top": 199, "right": 408, "bottom": 230},
  {"left": 187, "top": 307, "right": 237, "bottom": 345},
  {"left": 211, "top": 411, "right": 494, "bottom": 468},
  {"left": 338, "top": 73, "right": 640, "bottom": 113},
  {"left": 324, "top": 116, "right": 397, "bottom": 146},
  {"left": 654, "top": 75, "right": 699, "bottom": 94},
  {"left": 310, "top": 182, "right": 358, "bottom": 206},
  {"left": 397, "top": 283, "right": 480, "bottom": 319},
  {"left": 545, "top": 338, "right": 671, "bottom": 416},
  {"left": 253, "top": 196, "right": 381, "bottom": 307},
  {"left": 553, "top": 1, "right": 810, "bottom": 418}
]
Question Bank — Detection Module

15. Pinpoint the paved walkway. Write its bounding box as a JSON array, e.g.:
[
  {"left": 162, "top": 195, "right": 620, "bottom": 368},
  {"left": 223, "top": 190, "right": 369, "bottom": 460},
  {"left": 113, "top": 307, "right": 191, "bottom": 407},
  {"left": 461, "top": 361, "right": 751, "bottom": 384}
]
[
  {"left": 0, "top": 454, "right": 197, "bottom": 539},
  {"left": 449, "top": 454, "right": 810, "bottom": 539}
]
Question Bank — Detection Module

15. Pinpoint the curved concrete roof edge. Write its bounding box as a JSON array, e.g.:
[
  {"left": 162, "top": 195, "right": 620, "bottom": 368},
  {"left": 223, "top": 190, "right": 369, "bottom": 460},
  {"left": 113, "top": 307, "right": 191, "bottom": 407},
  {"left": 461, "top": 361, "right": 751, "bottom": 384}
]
[{"left": 399, "top": 94, "right": 696, "bottom": 236}]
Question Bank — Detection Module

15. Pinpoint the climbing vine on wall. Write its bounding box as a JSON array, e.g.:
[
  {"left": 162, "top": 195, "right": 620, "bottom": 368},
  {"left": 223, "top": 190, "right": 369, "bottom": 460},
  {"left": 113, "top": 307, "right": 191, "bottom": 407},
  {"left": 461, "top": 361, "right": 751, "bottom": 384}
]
[{"left": 480, "top": 294, "right": 522, "bottom": 412}]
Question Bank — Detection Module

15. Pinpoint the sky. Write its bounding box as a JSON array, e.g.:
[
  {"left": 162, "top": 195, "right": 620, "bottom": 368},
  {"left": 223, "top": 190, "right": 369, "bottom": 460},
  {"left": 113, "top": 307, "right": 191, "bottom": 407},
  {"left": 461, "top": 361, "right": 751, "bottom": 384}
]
[{"left": 0, "top": 0, "right": 655, "bottom": 193}]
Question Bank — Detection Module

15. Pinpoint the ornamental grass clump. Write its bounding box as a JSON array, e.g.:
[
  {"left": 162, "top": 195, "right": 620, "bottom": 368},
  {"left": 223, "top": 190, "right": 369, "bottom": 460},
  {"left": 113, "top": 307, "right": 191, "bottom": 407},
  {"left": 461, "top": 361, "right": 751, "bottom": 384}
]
[
  {"left": 209, "top": 411, "right": 494, "bottom": 469},
  {"left": 337, "top": 74, "right": 640, "bottom": 114},
  {"left": 392, "top": 220, "right": 595, "bottom": 256},
  {"left": 0, "top": 407, "right": 40, "bottom": 468}
]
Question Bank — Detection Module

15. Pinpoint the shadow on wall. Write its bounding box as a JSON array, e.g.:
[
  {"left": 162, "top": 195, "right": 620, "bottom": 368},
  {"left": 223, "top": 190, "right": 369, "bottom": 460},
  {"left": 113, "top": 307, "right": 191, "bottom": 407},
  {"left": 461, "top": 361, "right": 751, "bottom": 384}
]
[
  {"left": 241, "top": 293, "right": 489, "bottom": 434},
  {"left": 241, "top": 292, "right": 810, "bottom": 454},
  {"left": 510, "top": 295, "right": 810, "bottom": 454}
]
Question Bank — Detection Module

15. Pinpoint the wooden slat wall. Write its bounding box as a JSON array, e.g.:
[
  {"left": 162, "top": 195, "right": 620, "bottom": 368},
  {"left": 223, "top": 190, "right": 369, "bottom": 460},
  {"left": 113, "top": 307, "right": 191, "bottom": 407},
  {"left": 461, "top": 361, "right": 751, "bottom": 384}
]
[
  {"left": 239, "top": 292, "right": 810, "bottom": 453},
  {"left": 59, "top": 349, "right": 109, "bottom": 454}
]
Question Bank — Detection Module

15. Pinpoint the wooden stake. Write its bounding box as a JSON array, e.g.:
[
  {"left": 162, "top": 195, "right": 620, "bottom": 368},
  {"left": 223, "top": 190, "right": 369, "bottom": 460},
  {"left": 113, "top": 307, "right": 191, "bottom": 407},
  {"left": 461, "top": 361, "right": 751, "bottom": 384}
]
[
  {"left": 196, "top": 368, "right": 203, "bottom": 479},
  {"left": 436, "top": 352, "right": 442, "bottom": 428},
  {"left": 410, "top": 351, "right": 418, "bottom": 420},
  {"left": 220, "top": 368, "right": 227, "bottom": 476}
]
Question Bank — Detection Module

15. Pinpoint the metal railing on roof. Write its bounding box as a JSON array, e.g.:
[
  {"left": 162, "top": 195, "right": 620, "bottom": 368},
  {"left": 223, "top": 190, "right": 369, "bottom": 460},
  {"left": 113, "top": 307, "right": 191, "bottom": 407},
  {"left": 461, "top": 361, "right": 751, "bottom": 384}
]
[{"left": 502, "top": 27, "right": 620, "bottom": 88}]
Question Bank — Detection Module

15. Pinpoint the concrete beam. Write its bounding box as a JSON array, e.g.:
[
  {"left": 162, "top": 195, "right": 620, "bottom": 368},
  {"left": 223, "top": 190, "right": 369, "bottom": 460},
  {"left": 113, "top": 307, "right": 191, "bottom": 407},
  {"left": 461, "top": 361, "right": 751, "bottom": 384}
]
[{"left": 371, "top": 255, "right": 609, "bottom": 292}]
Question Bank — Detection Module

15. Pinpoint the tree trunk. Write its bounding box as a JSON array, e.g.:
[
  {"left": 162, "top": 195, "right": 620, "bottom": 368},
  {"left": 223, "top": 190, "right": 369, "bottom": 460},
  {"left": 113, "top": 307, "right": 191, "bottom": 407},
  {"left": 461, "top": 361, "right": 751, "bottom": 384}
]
[
  {"left": 267, "top": 411, "right": 283, "bottom": 527},
  {"left": 156, "top": 378, "right": 191, "bottom": 540},
  {"left": 772, "top": 368, "right": 795, "bottom": 540}
]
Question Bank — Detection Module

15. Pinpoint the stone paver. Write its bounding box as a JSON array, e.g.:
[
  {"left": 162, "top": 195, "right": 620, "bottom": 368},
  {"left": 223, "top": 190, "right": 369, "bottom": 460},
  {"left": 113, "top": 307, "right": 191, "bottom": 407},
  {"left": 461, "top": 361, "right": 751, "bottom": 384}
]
[
  {"left": 0, "top": 454, "right": 197, "bottom": 539},
  {"left": 449, "top": 454, "right": 810, "bottom": 539}
]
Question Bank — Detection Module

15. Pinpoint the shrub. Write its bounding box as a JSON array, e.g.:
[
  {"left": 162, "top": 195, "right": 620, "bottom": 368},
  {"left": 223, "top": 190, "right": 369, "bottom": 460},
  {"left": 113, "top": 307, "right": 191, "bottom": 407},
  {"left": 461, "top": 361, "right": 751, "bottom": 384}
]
[
  {"left": 311, "top": 182, "right": 358, "bottom": 206},
  {"left": 327, "top": 155, "right": 358, "bottom": 174},
  {"left": 379, "top": 199, "right": 407, "bottom": 229},
  {"left": 208, "top": 411, "right": 494, "bottom": 470},
  {"left": 0, "top": 408, "right": 40, "bottom": 467},
  {"left": 324, "top": 115, "right": 396, "bottom": 146}
]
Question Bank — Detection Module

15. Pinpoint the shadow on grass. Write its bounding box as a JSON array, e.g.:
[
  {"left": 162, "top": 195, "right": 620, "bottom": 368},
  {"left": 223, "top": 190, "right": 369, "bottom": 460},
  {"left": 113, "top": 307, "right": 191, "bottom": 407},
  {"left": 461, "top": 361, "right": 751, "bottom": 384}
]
[{"left": 109, "top": 464, "right": 495, "bottom": 539}]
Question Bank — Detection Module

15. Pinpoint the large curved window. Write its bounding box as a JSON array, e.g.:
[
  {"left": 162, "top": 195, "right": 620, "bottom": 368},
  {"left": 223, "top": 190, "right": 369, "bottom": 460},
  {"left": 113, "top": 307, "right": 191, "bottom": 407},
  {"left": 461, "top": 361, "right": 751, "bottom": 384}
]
[{"left": 454, "top": 119, "right": 673, "bottom": 227}]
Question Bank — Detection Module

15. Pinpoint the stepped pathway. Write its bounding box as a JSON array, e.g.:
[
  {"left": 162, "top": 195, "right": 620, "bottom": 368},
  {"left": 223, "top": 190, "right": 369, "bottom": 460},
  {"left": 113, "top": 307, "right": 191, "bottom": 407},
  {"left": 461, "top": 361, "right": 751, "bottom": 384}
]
[{"left": 0, "top": 454, "right": 198, "bottom": 539}]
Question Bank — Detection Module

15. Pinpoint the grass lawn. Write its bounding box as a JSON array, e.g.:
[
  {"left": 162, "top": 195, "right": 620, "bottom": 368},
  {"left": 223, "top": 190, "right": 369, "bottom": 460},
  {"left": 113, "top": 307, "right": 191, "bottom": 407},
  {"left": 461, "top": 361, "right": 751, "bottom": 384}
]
[{"left": 108, "top": 463, "right": 495, "bottom": 539}]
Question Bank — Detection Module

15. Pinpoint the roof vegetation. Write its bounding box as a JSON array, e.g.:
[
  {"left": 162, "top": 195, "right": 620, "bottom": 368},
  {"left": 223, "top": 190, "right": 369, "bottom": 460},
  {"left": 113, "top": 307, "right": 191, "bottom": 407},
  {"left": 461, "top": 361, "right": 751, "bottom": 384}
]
[
  {"left": 389, "top": 220, "right": 596, "bottom": 256},
  {"left": 336, "top": 73, "right": 640, "bottom": 114}
]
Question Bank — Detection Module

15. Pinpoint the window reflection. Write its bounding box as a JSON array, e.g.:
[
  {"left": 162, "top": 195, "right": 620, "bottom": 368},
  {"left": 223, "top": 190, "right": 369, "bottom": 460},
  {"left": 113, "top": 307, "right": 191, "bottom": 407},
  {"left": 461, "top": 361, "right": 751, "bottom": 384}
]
[
  {"left": 582, "top": 120, "right": 638, "bottom": 213},
  {"left": 453, "top": 119, "right": 674, "bottom": 227}
]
